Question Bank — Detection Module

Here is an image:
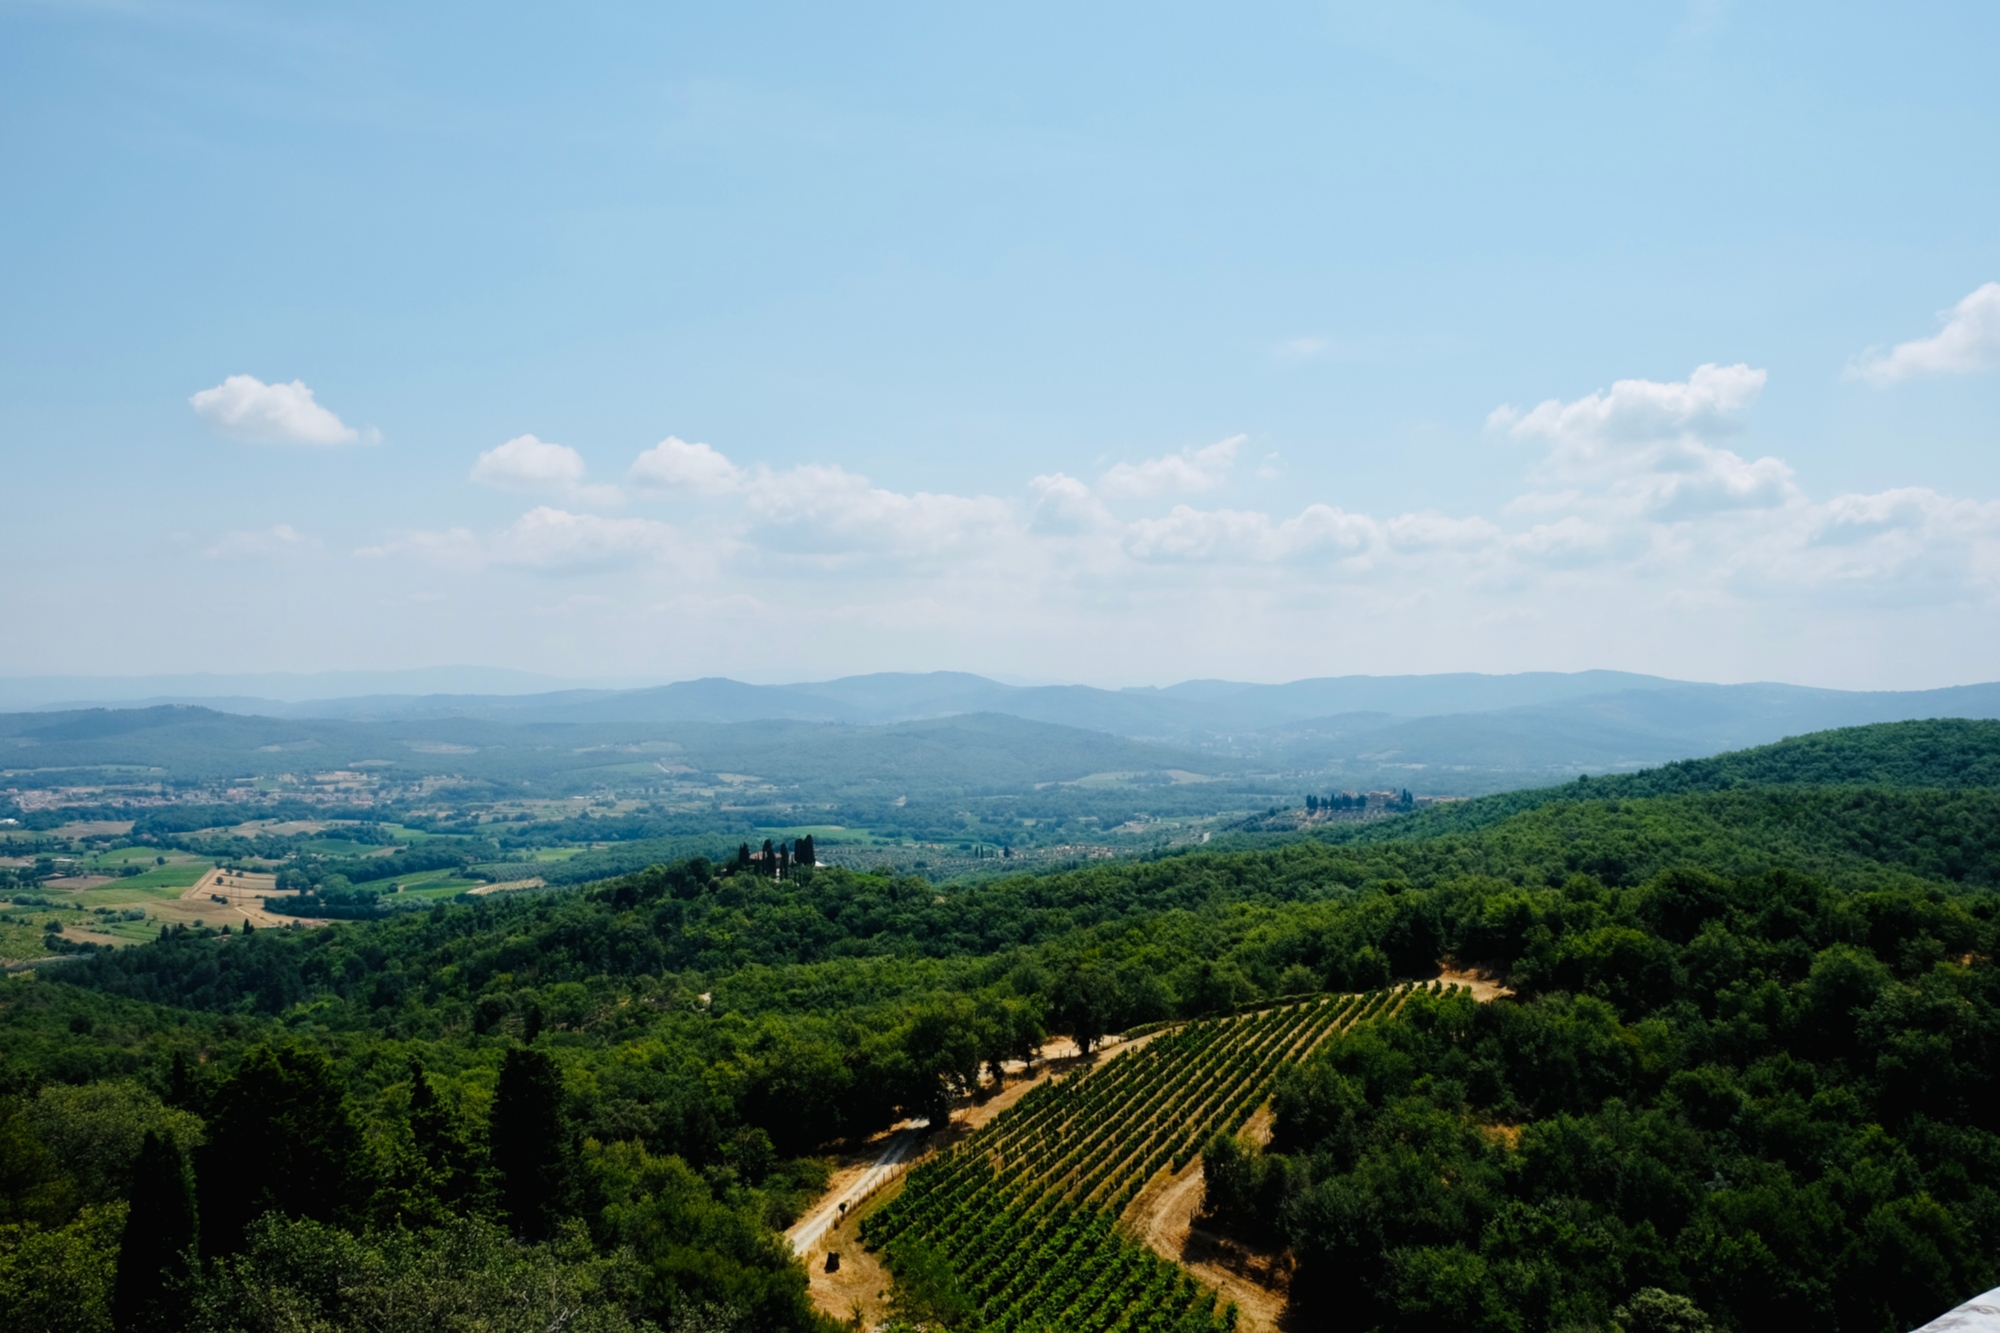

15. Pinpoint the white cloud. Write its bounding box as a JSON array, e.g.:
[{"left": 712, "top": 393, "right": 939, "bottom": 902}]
[
  {"left": 746, "top": 464, "right": 1013, "bottom": 559},
  {"left": 1273, "top": 336, "right": 1330, "bottom": 365},
  {"left": 190, "top": 375, "right": 367, "bottom": 446},
  {"left": 472, "top": 435, "right": 585, "bottom": 492},
  {"left": 201, "top": 524, "right": 318, "bottom": 561},
  {"left": 354, "top": 527, "right": 486, "bottom": 571},
  {"left": 1493, "top": 364, "right": 1793, "bottom": 519},
  {"left": 1384, "top": 512, "right": 1504, "bottom": 551},
  {"left": 1027, "top": 472, "right": 1115, "bottom": 535},
  {"left": 1124, "top": 503, "right": 1379, "bottom": 563},
  {"left": 491, "top": 507, "right": 680, "bottom": 573},
  {"left": 1505, "top": 515, "right": 1619, "bottom": 566},
  {"left": 1492, "top": 362, "right": 1765, "bottom": 453},
  {"left": 330, "top": 371, "right": 2000, "bottom": 685},
  {"left": 1849, "top": 283, "right": 2000, "bottom": 385},
  {"left": 471, "top": 435, "right": 623, "bottom": 507},
  {"left": 360, "top": 509, "right": 684, "bottom": 575},
  {"left": 1098, "top": 435, "right": 1244, "bottom": 500},
  {"left": 1757, "top": 488, "right": 2000, "bottom": 597},
  {"left": 628, "top": 437, "right": 746, "bottom": 494}
]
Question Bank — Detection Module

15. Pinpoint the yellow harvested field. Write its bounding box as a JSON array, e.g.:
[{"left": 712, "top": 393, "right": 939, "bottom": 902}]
[
  {"left": 176, "top": 868, "right": 325, "bottom": 928},
  {"left": 465, "top": 878, "right": 546, "bottom": 896}
]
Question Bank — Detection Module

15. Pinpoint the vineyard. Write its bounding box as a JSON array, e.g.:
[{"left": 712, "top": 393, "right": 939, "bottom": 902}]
[{"left": 862, "top": 982, "right": 1448, "bottom": 1332}]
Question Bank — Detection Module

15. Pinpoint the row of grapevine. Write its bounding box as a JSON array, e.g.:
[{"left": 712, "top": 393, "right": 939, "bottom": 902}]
[{"left": 862, "top": 981, "right": 1464, "bottom": 1331}]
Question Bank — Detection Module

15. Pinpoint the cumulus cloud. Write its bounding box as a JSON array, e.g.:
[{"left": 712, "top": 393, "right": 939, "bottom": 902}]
[
  {"left": 746, "top": 464, "right": 1013, "bottom": 559},
  {"left": 1493, "top": 364, "right": 1793, "bottom": 519},
  {"left": 490, "top": 507, "right": 679, "bottom": 572},
  {"left": 470, "top": 435, "right": 623, "bottom": 507},
  {"left": 1706, "top": 486, "right": 2000, "bottom": 606},
  {"left": 1384, "top": 512, "right": 1505, "bottom": 552},
  {"left": 629, "top": 437, "right": 745, "bottom": 494},
  {"left": 1849, "top": 283, "right": 2000, "bottom": 385},
  {"left": 360, "top": 509, "right": 683, "bottom": 575},
  {"left": 201, "top": 524, "right": 318, "bottom": 561},
  {"left": 1491, "top": 363, "right": 1765, "bottom": 452},
  {"left": 1124, "top": 503, "right": 1379, "bottom": 563},
  {"left": 1027, "top": 472, "right": 1115, "bottom": 536},
  {"left": 190, "top": 375, "right": 367, "bottom": 446},
  {"left": 472, "top": 435, "right": 585, "bottom": 492},
  {"left": 1505, "top": 515, "right": 1620, "bottom": 567},
  {"left": 354, "top": 527, "right": 486, "bottom": 572},
  {"left": 1098, "top": 435, "right": 1243, "bottom": 499},
  {"left": 340, "top": 364, "right": 2000, "bottom": 673}
]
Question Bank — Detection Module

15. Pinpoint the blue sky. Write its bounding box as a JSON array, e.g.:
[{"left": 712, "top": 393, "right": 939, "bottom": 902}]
[{"left": 4, "top": 1, "right": 1998, "bottom": 688}]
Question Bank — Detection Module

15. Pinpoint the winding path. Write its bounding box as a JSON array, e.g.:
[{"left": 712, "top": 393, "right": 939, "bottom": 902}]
[{"left": 788, "top": 1126, "right": 924, "bottom": 1257}]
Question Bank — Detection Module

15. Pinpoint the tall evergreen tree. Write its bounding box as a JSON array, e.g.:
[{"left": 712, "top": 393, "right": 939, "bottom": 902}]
[
  {"left": 405, "top": 1056, "right": 478, "bottom": 1217},
  {"left": 164, "top": 1049, "right": 200, "bottom": 1113},
  {"left": 195, "top": 1046, "right": 367, "bottom": 1257},
  {"left": 111, "top": 1130, "right": 197, "bottom": 1333},
  {"left": 490, "top": 1046, "right": 569, "bottom": 1241}
]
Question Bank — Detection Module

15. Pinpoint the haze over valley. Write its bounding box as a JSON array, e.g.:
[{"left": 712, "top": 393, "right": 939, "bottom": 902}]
[{"left": 6, "top": 5, "right": 2000, "bottom": 1333}]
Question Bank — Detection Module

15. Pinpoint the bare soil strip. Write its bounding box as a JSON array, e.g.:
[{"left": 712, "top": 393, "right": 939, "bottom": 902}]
[
  {"left": 790, "top": 1129, "right": 922, "bottom": 1257},
  {"left": 1129, "top": 1163, "right": 1294, "bottom": 1333},
  {"left": 465, "top": 878, "right": 546, "bottom": 896},
  {"left": 791, "top": 1028, "right": 1165, "bottom": 1324},
  {"left": 1122, "top": 978, "right": 1512, "bottom": 1331},
  {"left": 1438, "top": 964, "right": 1514, "bottom": 1002}
]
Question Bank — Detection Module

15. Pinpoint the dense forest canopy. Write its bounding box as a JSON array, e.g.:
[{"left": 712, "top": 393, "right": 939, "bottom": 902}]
[{"left": 0, "top": 719, "right": 1996, "bottom": 1331}]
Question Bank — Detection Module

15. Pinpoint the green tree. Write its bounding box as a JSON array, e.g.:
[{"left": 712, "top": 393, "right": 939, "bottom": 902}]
[
  {"left": 1612, "top": 1288, "right": 1712, "bottom": 1333},
  {"left": 196, "top": 1214, "right": 652, "bottom": 1333},
  {"left": 884, "top": 1237, "right": 975, "bottom": 1330},
  {"left": 1052, "top": 962, "right": 1112, "bottom": 1055},
  {"left": 195, "top": 1046, "right": 367, "bottom": 1257},
  {"left": 897, "top": 998, "right": 983, "bottom": 1126},
  {"left": 492, "top": 1046, "right": 571, "bottom": 1241},
  {"left": 0, "top": 1096, "right": 74, "bottom": 1229},
  {"left": 586, "top": 1140, "right": 820, "bottom": 1331},
  {"left": 407, "top": 1057, "right": 479, "bottom": 1212},
  {"left": 110, "top": 1131, "right": 197, "bottom": 1333},
  {"left": 27, "top": 1080, "right": 202, "bottom": 1209},
  {"left": 0, "top": 1203, "right": 124, "bottom": 1333}
]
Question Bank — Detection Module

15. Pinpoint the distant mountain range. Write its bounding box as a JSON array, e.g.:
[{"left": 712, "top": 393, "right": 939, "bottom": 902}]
[{"left": 6, "top": 669, "right": 2000, "bottom": 788}]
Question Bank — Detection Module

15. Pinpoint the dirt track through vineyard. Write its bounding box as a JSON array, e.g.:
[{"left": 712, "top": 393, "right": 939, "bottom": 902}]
[
  {"left": 854, "top": 987, "right": 1429, "bottom": 1332},
  {"left": 792, "top": 1029, "right": 1167, "bottom": 1325}
]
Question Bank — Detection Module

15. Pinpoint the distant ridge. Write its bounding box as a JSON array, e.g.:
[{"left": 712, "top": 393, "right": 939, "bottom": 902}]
[
  {"left": 1327, "top": 718, "right": 2000, "bottom": 846},
  {"left": 7, "top": 671, "right": 1999, "bottom": 787}
]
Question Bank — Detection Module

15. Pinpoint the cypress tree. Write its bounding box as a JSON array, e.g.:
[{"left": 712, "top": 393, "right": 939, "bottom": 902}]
[
  {"left": 195, "top": 1046, "right": 366, "bottom": 1257},
  {"left": 406, "top": 1056, "right": 478, "bottom": 1216},
  {"left": 164, "top": 1050, "right": 199, "bottom": 1113},
  {"left": 490, "top": 1046, "right": 569, "bottom": 1241},
  {"left": 111, "top": 1130, "right": 197, "bottom": 1333}
]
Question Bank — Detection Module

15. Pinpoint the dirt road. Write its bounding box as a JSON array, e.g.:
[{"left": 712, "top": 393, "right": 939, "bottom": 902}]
[
  {"left": 789, "top": 1029, "right": 1165, "bottom": 1325},
  {"left": 789, "top": 1127, "right": 924, "bottom": 1257}
]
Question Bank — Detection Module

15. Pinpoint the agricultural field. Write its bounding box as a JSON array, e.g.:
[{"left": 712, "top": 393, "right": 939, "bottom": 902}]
[
  {"left": 374, "top": 866, "right": 488, "bottom": 900},
  {"left": 0, "top": 846, "right": 220, "bottom": 958},
  {"left": 860, "top": 985, "right": 1426, "bottom": 1332}
]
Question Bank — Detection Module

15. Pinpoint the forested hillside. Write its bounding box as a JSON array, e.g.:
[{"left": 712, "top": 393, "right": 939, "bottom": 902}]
[
  {"left": 0, "top": 720, "right": 1995, "bottom": 1331},
  {"left": 1324, "top": 717, "right": 2000, "bottom": 847}
]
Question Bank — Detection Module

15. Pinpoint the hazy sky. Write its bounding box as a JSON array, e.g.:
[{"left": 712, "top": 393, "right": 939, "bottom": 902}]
[{"left": 4, "top": 2, "right": 1999, "bottom": 689}]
